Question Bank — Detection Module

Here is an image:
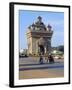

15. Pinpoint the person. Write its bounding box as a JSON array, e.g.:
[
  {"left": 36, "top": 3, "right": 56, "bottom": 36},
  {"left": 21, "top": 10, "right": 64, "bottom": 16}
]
[
  {"left": 39, "top": 53, "right": 43, "bottom": 64},
  {"left": 48, "top": 54, "right": 54, "bottom": 63},
  {"left": 46, "top": 57, "right": 49, "bottom": 63}
]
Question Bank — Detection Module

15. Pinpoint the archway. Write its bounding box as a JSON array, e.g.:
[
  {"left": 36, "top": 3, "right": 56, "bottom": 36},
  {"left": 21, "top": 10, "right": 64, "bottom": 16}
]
[{"left": 39, "top": 45, "right": 44, "bottom": 55}]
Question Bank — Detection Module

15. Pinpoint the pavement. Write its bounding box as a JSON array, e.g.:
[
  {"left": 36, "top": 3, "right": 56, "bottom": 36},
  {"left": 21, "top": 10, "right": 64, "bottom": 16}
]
[{"left": 19, "top": 57, "right": 64, "bottom": 79}]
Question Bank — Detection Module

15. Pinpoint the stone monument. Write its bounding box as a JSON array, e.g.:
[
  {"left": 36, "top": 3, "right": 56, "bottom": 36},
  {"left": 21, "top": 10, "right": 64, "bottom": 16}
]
[{"left": 26, "top": 16, "right": 53, "bottom": 56}]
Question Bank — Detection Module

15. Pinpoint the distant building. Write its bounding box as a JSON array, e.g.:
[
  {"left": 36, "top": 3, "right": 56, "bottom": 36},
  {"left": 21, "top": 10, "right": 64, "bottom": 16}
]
[{"left": 26, "top": 16, "right": 53, "bottom": 55}]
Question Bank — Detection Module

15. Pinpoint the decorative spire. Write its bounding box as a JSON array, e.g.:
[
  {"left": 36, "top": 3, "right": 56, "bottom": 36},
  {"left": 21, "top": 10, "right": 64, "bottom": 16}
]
[
  {"left": 37, "top": 16, "right": 42, "bottom": 23},
  {"left": 48, "top": 24, "right": 52, "bottom": 29},
  {"left": 47, "top": 24, "right": 52, "bottom": 31},
  {"left": 37, "top": 16, "right": 42, "bottom": 20},
  {"left": 28, "top": 16, "right": 53, "bottom": 31}
]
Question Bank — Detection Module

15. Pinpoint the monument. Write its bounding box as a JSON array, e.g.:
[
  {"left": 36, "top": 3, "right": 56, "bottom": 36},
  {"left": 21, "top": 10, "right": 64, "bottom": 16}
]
[{"left": 26, "top": 16, "right": 53, "bottom": 56}]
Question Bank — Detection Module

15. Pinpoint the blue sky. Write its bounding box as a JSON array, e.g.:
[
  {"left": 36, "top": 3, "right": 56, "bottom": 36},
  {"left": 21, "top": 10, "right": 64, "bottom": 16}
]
[{"left": 19, "top": 10, "right": 64, "bottom": 49}]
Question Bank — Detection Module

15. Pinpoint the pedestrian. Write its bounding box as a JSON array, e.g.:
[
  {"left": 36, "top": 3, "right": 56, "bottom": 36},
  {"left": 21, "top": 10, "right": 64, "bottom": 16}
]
[
  {"left": 39, "top": 53, "right": 43, "bottom": 64},
  {"left": 46, "top": 57, "right": 49, "bottom": 63},
  {"left": 48, "top": 54, "right": 54, "bottom": 63}
]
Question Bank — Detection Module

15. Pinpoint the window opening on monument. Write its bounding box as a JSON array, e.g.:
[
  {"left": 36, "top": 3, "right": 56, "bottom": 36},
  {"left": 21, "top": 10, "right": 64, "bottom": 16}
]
[{"left": 39, "top": 45, "right": 44, "bottom": 55}]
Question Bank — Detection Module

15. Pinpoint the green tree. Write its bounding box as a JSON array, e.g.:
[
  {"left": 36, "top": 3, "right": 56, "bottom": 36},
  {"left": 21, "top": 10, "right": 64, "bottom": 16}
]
[{"left": 58, "top": 45, "right": 64, "bottom": 52}]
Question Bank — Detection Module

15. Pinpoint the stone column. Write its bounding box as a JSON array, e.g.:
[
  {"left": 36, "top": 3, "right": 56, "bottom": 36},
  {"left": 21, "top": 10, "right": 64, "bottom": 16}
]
[
  {"left": 47, "top": 39, "right": 51, "bottom": 54},
  {"left": 44, "top": 47, "right": 46, "bottom": 54}
]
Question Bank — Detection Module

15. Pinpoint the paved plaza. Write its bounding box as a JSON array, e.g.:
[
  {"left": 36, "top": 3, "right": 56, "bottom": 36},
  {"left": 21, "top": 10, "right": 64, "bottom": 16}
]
[{"left": 19, "top": 57, "right": 64, "bottom": 79}]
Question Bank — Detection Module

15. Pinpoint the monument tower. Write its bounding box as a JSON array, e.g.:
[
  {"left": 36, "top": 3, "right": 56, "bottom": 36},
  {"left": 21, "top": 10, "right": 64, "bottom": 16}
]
[{"left": 26, "top": 16, "right": 53, "bottom": 56}]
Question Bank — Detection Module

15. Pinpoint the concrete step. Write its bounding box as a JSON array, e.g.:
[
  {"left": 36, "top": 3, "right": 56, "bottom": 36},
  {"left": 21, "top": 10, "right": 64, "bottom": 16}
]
[{"left": 19, "top": 62, "right": 64, "bottom": 71}]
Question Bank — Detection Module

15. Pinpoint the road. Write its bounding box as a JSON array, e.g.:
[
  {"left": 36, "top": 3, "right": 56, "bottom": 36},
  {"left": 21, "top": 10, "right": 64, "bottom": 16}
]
[{"left": 19, "top": 57, "right": 64, "bottom": 79}]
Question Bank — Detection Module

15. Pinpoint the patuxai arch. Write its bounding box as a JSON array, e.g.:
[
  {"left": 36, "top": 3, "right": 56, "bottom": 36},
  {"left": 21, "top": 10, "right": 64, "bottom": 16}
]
[{"left": 26, "top": 16, "right": 53, "bottom": 56}]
